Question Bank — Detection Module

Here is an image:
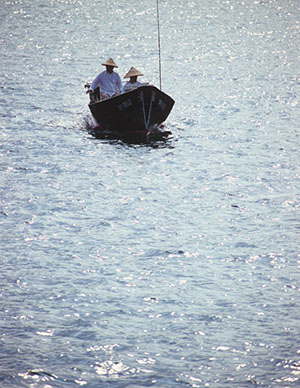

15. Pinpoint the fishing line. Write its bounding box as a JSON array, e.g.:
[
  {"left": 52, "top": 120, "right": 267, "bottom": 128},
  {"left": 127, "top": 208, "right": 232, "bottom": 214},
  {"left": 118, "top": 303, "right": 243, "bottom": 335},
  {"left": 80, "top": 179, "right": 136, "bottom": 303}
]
[{"left": 156, "top": 0, "right": 162, "bottom": 90}]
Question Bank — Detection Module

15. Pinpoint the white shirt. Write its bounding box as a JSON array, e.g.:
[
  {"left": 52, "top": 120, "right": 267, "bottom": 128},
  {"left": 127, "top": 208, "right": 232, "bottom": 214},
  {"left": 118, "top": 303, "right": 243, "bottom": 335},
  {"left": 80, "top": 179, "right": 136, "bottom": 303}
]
[
  {"left": 121, "top": 80, "right": 142, "bottom": 93},
  {"left": 91, "top": 70, "right": 122, "bottom": 96}
]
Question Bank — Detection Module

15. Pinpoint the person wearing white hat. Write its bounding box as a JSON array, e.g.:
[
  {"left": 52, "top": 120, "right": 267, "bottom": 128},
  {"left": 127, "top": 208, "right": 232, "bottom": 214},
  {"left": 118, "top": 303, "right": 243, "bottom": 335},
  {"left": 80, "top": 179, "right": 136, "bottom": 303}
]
[
  {"left": 89, "top": 58, "right": 122, "bottom": 100},
  {"left": 121, "top": 67, "right": 145, "bottom": 93}
]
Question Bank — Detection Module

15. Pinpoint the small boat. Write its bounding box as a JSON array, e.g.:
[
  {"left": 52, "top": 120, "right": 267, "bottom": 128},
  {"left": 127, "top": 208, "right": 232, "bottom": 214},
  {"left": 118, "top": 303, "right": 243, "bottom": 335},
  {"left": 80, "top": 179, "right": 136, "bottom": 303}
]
[{"left": 87, "top": 85, "right": 175, "bottom": 139}]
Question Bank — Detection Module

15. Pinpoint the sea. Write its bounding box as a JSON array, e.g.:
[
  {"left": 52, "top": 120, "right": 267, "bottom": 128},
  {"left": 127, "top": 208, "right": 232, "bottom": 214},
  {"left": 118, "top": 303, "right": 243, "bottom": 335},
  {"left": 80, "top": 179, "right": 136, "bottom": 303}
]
[{"left": 0, "top": 0, "right": 299, "bottom": 387}]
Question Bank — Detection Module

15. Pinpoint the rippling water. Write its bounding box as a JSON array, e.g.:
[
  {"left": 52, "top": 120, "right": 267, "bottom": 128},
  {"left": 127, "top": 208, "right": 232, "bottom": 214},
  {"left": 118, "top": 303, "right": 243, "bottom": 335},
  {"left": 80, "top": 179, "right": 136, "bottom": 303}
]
[{"left": 1, "top": 0, "right": 299, "bottom": 387}]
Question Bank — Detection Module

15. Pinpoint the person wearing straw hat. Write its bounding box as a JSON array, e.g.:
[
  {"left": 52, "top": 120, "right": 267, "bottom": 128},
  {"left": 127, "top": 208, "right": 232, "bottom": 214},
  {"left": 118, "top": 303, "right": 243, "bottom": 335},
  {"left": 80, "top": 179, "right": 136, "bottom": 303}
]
[
  {"left": 121, "top": 67, "right": 145, "bottom": 93},
  {"left": 88, "top": 58, "right": 122, "bottom": 100}
]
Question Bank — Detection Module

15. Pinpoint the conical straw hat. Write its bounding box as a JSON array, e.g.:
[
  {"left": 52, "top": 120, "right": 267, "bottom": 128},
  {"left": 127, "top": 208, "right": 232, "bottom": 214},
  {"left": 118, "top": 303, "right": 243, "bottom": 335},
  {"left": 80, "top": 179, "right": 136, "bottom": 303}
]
[
  {"left": 124, "top": 67, "right": 144, "bottom": 78},
  {"left": 102, "top": 58, "right": 118, "bottom": 68}
]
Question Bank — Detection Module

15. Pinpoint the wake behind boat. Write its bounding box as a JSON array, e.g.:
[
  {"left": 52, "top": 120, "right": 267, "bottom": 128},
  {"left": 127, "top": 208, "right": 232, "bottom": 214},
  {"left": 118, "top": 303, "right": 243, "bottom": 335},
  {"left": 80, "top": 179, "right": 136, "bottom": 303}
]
[{"left": 87, "top": 84, "right": 174, "bottom": 138}]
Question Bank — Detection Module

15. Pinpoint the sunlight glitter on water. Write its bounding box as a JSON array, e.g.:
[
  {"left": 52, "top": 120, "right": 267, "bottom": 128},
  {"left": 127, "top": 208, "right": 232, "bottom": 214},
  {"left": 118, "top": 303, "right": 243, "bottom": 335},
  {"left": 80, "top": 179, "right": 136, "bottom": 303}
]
[{"left": 1, "top": 0, "right": 300, "bottom": 387}]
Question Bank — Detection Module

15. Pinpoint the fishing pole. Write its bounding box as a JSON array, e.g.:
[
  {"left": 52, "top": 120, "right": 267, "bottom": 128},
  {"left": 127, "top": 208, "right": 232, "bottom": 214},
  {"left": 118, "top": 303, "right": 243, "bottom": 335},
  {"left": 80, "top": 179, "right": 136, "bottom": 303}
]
[{"left": 156, "top": 0, "right": 162, "bottom": 90}]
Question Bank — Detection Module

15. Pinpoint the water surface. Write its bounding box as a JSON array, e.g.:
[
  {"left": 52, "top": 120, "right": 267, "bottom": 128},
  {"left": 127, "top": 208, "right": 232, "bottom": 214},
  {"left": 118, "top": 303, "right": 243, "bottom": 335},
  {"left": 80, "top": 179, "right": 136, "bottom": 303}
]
[{"left": 1, "top": 0, "right": 299, "bottom": 387}]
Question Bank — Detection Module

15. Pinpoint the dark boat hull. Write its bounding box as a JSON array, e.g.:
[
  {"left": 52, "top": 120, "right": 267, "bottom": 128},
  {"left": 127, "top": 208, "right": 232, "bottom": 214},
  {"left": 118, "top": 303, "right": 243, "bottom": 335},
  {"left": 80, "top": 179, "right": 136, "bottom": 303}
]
[{"left": 88, "top": 85, "right": 174, "bottom": 135}]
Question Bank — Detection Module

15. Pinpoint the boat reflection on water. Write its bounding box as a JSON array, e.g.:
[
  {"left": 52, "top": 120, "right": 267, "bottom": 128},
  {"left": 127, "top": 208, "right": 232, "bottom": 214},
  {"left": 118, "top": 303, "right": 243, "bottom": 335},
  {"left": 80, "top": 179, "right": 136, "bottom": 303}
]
[{"left": 89, "top": 124, "right": 173, "bottom": 145}]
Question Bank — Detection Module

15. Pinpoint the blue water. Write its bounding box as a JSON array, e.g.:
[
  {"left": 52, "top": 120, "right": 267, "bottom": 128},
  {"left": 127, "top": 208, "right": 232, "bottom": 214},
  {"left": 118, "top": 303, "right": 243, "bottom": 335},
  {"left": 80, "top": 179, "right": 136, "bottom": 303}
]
[{"left": 1, "top": 0, "right": 299, "bottom": 387}]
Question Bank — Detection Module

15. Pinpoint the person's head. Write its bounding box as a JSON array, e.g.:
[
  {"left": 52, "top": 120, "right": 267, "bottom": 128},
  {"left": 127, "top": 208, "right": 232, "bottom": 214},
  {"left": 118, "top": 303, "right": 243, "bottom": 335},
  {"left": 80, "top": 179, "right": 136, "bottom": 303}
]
[
  {"left": 102, "top": 58, "right": 118, "bottom": 73},
  {"left": 124, "top": 67, "right": 144, "bottom": 83},
  {"left": 129, "top": 76, "right": 138, "bottom": 83},
  {"left": 106, "top": 65, "right": 114, "bottom": 74}
]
